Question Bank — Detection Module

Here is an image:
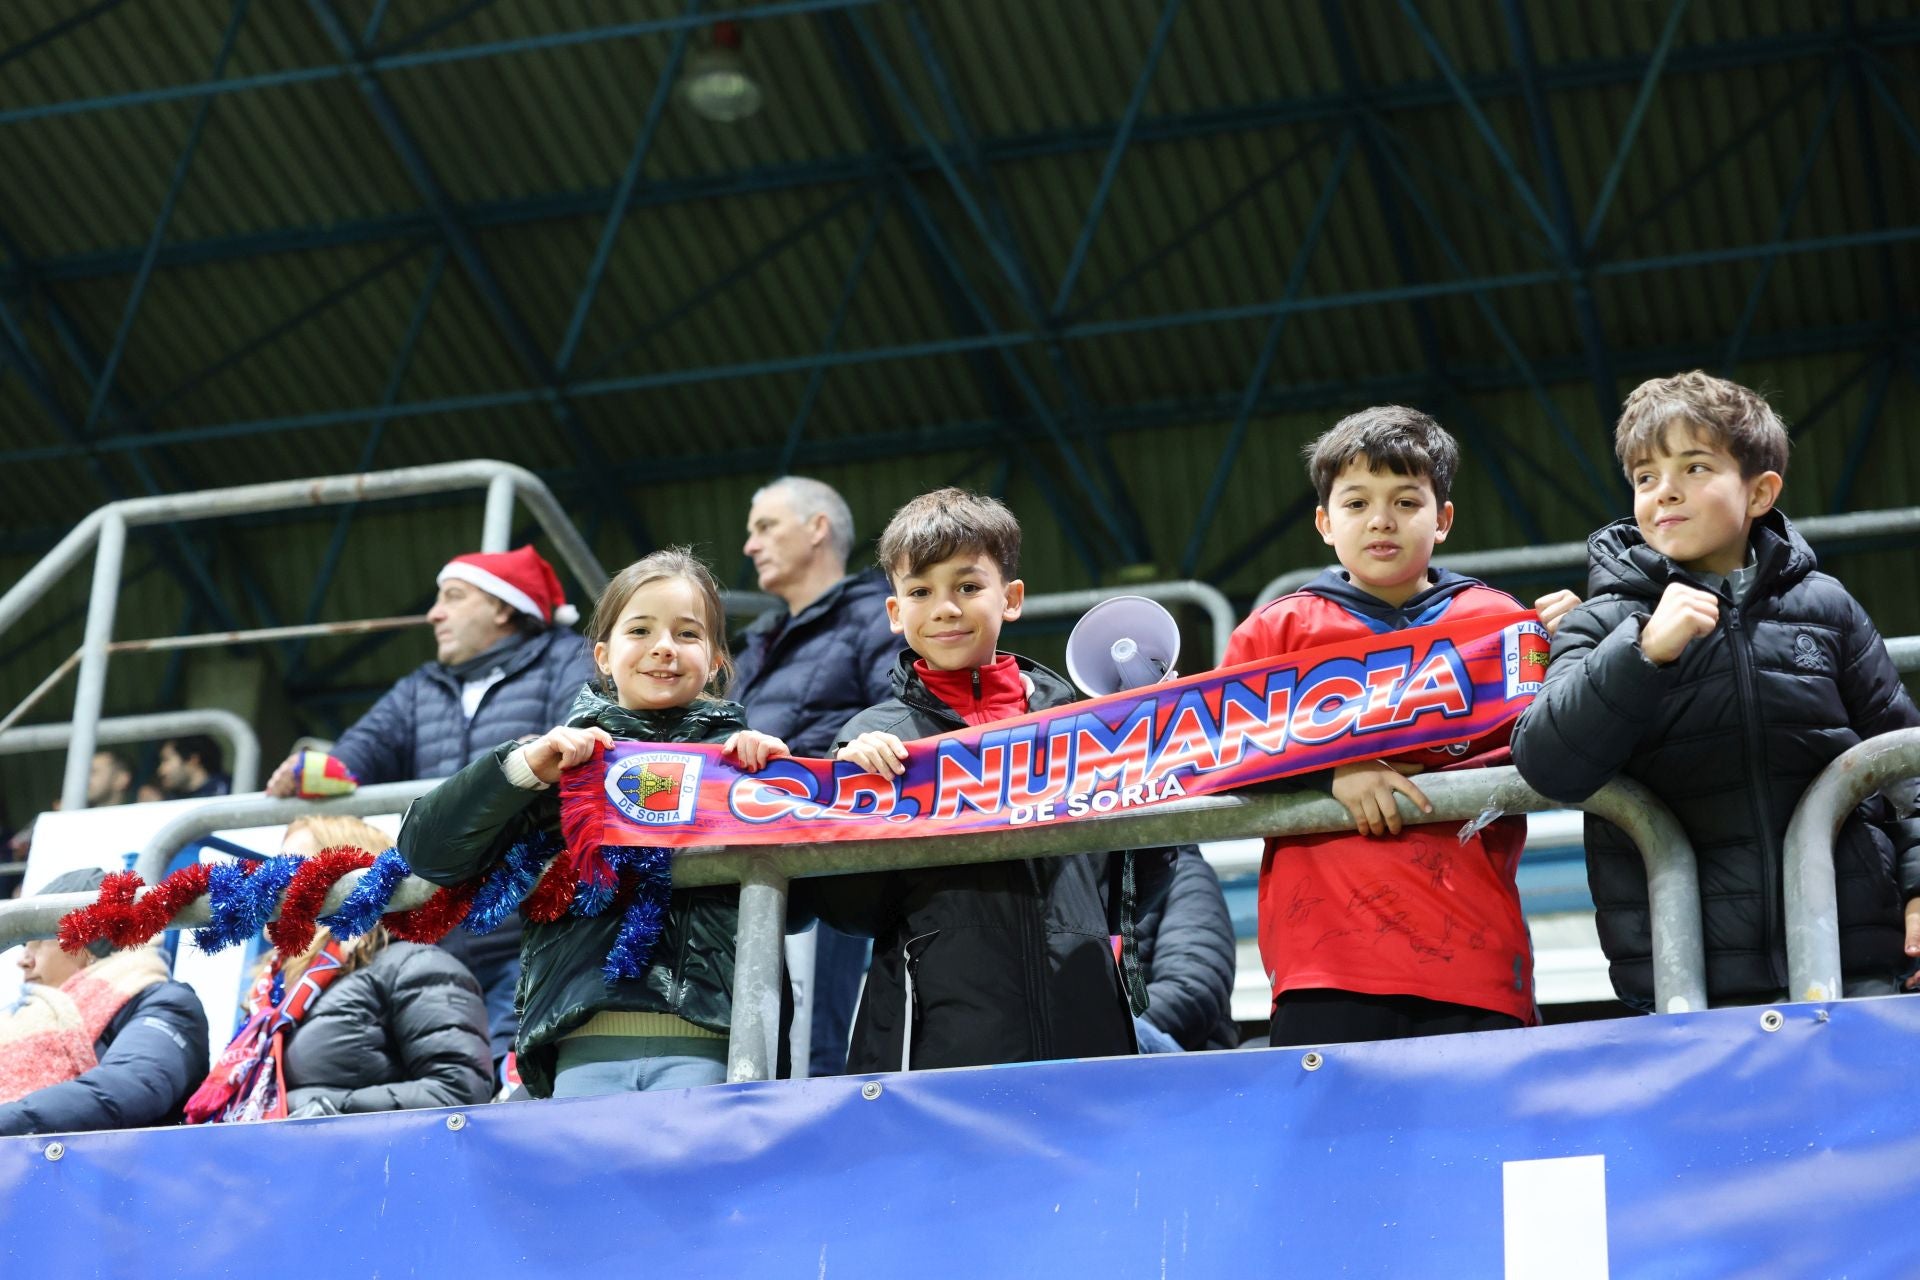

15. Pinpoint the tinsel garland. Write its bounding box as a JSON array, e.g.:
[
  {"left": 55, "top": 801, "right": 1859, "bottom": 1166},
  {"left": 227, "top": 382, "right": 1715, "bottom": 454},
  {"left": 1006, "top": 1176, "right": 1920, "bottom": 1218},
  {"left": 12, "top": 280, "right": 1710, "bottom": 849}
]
[
  {"left": 191, "top": 861, "right": 262, "bottom": 953},
  {"left": 384, "top": 878, "right": 481, "bottom": 944},
  {"left": 464, "top": 831, "right": 558, "bottom": 935},
  {"left": 55, "top": 864, "right": 213, "bottom": 953},
  {"left": 601, "top": 847, "right": 673, "bottom": 983},
  {"left": 265, "top": 848, "right": 376, "bottom": 956},
  {"left": 520, "top": 856, "right": 578, "bottom": 923},
  {"left": 318, "top": 846, "right": 413, "bottom": 939},
  {"left": 193, "top": 857, "right": 301, "bottom": 954}
]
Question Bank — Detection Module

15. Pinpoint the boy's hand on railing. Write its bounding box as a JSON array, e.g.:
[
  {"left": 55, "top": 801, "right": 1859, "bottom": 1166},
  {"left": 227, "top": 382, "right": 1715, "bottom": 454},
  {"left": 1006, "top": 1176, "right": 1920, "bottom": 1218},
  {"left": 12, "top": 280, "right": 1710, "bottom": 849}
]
[
  {"left": 1904, "top": 897, "right": 1920, "bottom": 991},
  {"left": 1532, "top": 589, "right": 1581, "bottom": 638},
  {"left": 723, "top": 730, "right": 791, "bottom": 772},
  {"left": 521, "top": 726, "right": 613, "bottom": 785},
  {"left": 1639, "top": 583, "right": 1720, "bottom": 665},
  {"left": 1331, "top": 760, "right": 1433, "bottom": 838},
  {"left": 837, "top": 732, "right": 910, "bottom": 778}
]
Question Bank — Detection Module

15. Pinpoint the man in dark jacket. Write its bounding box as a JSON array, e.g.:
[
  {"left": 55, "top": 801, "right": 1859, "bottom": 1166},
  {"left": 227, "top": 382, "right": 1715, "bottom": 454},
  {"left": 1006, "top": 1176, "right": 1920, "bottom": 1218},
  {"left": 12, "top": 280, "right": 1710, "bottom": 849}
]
[
  {"left": 1134, "top": 849, "right": 1239, "bottom": 1052},
  {"left": 0, "top": 869, "right": 210, "bottom": 1136},
  {"left": 264, "top": 545, "right": 596, "bottom": 1076},
  {"left": 734, "top": 477, "right": 898, "bottom": 1077},
  {"left": 1512, "top": 371, "right": 1920, "bottom": 1008}
]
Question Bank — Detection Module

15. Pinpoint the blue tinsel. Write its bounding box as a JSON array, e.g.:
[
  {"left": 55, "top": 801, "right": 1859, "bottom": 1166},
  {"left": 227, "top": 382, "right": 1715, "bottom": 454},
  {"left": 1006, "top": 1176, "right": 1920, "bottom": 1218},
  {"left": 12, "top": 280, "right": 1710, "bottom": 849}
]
[
  {"left": 601, "top": 847, "right": 672, "bottom": 983},
  {"left": 318, "top": 846, "right": 413, "bottom": 940},
  {"left": 192, "top": 856, "right": 300, "bottom": 953},
  {"left": 465, "top": 831, "right": 558, "bottom": 935}
]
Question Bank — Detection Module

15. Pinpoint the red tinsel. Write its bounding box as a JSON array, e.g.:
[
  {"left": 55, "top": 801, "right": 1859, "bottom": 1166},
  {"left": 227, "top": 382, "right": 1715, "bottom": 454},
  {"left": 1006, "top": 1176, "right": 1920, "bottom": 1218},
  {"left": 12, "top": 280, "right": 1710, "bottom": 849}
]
[
  {"left": 520, "top": 857, "right": 579, "bottom": 923},
  {"left": 266, "top": 847, "right": 376, "bottom": 956},
  {"left": 385, "top": 877, "right": 481, "bottom": 944},
  {"left": 55, "top": 863, "right": 216, "bottom": 953}
]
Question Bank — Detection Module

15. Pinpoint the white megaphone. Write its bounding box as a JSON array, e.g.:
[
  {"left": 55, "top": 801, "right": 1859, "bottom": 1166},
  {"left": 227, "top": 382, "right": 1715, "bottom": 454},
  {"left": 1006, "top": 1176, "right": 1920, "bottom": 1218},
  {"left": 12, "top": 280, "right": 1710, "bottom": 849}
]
[{"left": 1066, "top": 595, "right": 1182, "bottom": 696}]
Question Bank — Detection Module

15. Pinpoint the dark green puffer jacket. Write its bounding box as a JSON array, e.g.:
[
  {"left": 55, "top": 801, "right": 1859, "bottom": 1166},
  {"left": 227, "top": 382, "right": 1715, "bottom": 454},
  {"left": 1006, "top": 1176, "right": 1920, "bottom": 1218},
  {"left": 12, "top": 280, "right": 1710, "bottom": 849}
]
[{"left": 397, "top": 691, "right": 748, "bottom": 1098}]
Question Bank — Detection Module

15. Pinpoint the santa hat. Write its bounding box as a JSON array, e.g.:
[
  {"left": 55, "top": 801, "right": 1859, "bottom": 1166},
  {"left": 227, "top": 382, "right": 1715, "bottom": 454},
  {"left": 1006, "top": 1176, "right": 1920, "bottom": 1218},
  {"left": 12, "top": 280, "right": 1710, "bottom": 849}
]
[{"left": 437, "top": 546, "right": 579, "bottom": 627}]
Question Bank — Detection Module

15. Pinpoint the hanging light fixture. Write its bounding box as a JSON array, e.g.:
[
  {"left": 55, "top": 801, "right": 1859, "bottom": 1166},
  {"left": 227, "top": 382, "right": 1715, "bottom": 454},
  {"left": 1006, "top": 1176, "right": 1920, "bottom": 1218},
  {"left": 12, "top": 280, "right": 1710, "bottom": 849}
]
[{"left": 680, "top": 21, "right": 764, "bottom": 123}]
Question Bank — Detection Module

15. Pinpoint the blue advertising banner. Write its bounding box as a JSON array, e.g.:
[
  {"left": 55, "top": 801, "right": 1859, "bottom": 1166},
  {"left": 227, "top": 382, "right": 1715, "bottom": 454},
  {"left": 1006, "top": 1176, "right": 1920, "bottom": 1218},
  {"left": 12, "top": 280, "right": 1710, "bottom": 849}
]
[{"left": 4, "top": 998, "right": 1918, "bottom": 1277}]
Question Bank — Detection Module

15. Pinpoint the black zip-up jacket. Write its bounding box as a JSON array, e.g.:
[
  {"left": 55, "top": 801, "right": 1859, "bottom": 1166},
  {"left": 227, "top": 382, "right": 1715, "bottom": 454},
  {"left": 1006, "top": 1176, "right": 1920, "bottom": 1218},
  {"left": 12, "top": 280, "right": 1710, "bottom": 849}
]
[
  {"left": 282, "top": 942, "right": 494, "bottom": 1115},
  {"left": 1135, "top": 848, "right": 1239, "bottom": 1051},
  {"left": 808, "top": 651, "right": 1169, "bottom": 1074},
  {"left": 1511, "top": 511, "right": 1920, "bottom": 1006},
  {"left": 397, "top": 698, "right": 750, "bottom": 1098}
]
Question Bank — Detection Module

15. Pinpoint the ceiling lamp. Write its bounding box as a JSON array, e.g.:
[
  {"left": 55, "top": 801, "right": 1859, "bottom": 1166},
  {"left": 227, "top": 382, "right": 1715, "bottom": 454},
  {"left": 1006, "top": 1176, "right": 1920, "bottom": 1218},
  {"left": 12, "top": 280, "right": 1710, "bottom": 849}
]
[{"left": 680, "top": 21, "right": 764, "bottom": 123}]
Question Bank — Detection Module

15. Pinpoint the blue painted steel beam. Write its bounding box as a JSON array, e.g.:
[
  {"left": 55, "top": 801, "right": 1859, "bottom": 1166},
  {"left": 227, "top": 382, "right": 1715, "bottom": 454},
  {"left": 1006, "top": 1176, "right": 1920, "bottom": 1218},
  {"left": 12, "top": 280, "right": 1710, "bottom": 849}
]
[
  {"left": 1583, "top": 0, "right": 1694, "bottom": 253},
  {"left": 1861, "top": 57, "right": 1920, "bottom": 157},
  {"left": 1066, "top": 127, "right": 1338, "bottom": 322},
  {"left": 129, "top": 239, "right": 424, "bottom": 427},
  {"left": 8, "top": 220, "right": 1920, "bottom": 470},
  {"left": 553, "top": 1, "right": 699, "bottom": 376},
  {"left": 304, "top": 0, "right": 653, "bottom": 554},
  {"left": 1178, "top": 132, "right": 1355, "bottom": 579},
  {"left": 778, "top": 190, "right": 887, "bottom": 476},
  {"left": 81, "top": 0, "right": 250, "bottom": 436},
  {"left": 1591, "top": 66, "right": 1825, "bottom": 261},
  {"left": 291, "top": 246, "right": 450, "bottom": 681},
  {"left": 1051, "top": 0, "right": 1183, "bottom": 316},
  {"left": 0, "top": 0, "right": 886, "bottom": 125},
  {"left": 1720, "top": 64, "right": 1845, "bottom": 373},
  {"left": 0, "top": 0, "right": 132, "bottom": 74},
  {"left": 1397, "top": 0, "right": 1563, "bottom": 255},
  {"left": 360, "top": 0, "right": 398, "bottom": 45},
  {"left": 1829, "top": 355, "right": 1894, "bottom": 513},
  {"left": 12, "top": 21, "right": 1918, "bottom": 291},
  {"left": 1502, "top": 0, "right": 1621, "bottom": 435},
  {"left": 1788, "top": 345, "right": 1892, "bottom": 443},
  {"left": 895, "top": 3, "right": 1150, "bottom": 564},
  {"left": 371, "top": 0, "right": 500, "bottom": 56}
]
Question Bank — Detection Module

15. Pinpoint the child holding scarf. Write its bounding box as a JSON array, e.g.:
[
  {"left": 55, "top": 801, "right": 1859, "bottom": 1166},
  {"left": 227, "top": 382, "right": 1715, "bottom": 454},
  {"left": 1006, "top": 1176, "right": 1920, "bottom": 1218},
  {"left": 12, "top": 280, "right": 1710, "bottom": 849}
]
[{"left": 397, "top": 548, "right": 789, "bottom": 1098}]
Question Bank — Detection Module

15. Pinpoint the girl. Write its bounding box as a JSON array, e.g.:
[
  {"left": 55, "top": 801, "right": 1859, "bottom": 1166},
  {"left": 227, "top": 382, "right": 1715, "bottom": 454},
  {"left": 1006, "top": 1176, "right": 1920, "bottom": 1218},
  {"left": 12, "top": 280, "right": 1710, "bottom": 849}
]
[
  {"left": 186, "top": 816, "right": 493, "bottom": 1122},
  {"left": 396, "top": 548, "right": 788, "bottom": 1098}
]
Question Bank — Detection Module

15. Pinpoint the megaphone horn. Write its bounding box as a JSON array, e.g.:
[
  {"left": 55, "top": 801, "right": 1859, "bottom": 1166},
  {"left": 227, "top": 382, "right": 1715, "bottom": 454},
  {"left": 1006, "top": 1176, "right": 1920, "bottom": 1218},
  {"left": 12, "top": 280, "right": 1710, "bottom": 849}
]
[{"left": 1066, "top": 595, "right": 1181, "bottom": 697}]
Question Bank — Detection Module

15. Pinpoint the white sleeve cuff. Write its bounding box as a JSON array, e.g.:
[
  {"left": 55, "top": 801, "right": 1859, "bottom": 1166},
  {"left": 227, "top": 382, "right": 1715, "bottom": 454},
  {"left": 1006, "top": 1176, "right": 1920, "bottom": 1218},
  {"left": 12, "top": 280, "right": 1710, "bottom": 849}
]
[{"left": 501, "top": 746, "right": 551, "bottom": 791}]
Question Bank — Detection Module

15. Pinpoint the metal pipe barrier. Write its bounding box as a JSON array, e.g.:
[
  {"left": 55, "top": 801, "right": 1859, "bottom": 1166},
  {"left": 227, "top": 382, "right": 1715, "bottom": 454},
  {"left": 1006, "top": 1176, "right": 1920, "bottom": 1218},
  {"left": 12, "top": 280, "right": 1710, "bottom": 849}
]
[
  {"left": 1782, "top": 728, "right": 1920, "bottom": 1002},
  {"left": 1022, "top": 580, "right": 1237, "bottom": 666},
  {"left": 1888, "top": 636, "right": 1919, "bottom": 673},
  {"left": 1255, "top": 506, "right": 1920, "bottom": 607},
  {"left": 0, "top": 765, "right": 1705, "bottom": 1082},
  {"left": 0, "top": 710, "right": 263, "bottom": 793}
]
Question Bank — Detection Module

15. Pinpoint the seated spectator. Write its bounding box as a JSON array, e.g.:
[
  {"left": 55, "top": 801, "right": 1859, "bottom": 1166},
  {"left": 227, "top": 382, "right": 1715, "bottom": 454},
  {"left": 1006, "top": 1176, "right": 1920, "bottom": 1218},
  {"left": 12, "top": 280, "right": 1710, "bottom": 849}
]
[
  {"left": 261, "top": 545, "right": 598, "bottom": 1080},
  {"left": 155, "top": 735, "right": 231, "bottom": 799},
  {"left": 87, "top": 750, "right": 135, "bottom": 807},
  {"left": 1132, "top": 847, "right": 1240, "bottom": 1053},
  {"left": 186, "top": 817, "right": 494, "bottom": 1121},
  {"left": 0, "top": 868, "right": 212, "bottom": 1136}
]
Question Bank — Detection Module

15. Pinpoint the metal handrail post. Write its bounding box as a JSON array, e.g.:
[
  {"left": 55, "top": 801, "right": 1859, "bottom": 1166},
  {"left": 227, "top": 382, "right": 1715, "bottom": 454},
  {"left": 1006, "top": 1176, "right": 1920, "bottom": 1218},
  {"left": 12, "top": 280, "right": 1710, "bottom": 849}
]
[
  {"left": 0, "top": 509, "right": 106, "bottom": 637},
  {"left": 1782, "top": 728, "right": 1920, "bottom": 1002},
  {"left": 129, "top": 781, "right": 439, "bottom": 882},
  {"left": 0, "top": 710, "right": 263, "bottom": 793},
  {"left": 726, "top": 856, "right": 791, "bottom": 1084},
  {"left": 61, "top": 512, "right": 128, "bottom": 812},
  {"left": 1021, "top": 580, "right": 1238, "bottom": 665},
  {"left": 482, "top": 473, "right": 515, "bottom": 552},
  {"left": 1580, "top": 774, "right": 1708, "bottom": 1013}
]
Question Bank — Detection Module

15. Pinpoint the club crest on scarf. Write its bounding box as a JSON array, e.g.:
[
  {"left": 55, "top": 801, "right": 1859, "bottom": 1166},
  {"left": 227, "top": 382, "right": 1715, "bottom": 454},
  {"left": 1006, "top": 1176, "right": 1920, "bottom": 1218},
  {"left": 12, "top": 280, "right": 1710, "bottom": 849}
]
[
  {"left": 1502, "top": 619, "right": 1551, "bottom": 698},
  {"left": 605, "top": 751, "right": 702, "bottom": 826}
]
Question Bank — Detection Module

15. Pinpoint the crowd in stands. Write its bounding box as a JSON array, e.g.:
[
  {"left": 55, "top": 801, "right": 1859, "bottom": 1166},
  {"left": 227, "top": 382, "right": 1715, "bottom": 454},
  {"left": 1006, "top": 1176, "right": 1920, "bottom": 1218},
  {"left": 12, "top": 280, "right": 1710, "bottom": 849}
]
[{"left": 3, "top": 369, "right": 1916, "bottom": 1139}]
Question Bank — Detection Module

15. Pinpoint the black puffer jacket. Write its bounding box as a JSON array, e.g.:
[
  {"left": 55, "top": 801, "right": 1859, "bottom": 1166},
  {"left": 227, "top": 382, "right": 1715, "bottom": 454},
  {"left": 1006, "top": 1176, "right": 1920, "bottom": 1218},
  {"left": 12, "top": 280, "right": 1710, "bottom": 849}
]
[
  {"left": 731, "top": 568, "right": 900, "bottom": 758},
  {"left": 1136, "top": 848, "right": 1239, "bottom": 1051},
  {"left": 807, "top": 652, "right": 1169, "bottom": 1073},
  {"left": 0, "top": 978, "right": 209, "bottom": 1137},
  {"left": 398, "top": 696, "right": 749, "bottom": 1098},
  {"left": 1512, "top": 511, "right": 1920, "bottom": 1006},
  {"left": 281, "top": 942, "right": 493, "bottom": 1115}
]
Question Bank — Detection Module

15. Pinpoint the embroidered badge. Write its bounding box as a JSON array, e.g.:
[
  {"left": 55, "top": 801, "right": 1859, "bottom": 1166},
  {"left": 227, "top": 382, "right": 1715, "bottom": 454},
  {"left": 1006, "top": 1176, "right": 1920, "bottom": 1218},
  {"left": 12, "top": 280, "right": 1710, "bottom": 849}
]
[{"left": 1791, "top": 632, "right": 1826, "bottom": 672}]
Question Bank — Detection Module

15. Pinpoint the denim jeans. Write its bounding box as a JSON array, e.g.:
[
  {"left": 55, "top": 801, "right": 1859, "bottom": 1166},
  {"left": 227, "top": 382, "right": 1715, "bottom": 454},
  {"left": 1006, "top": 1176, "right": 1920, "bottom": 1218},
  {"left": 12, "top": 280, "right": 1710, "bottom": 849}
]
[{"left": 550, "top": 1035, "right": 729, "bottom": 1097}]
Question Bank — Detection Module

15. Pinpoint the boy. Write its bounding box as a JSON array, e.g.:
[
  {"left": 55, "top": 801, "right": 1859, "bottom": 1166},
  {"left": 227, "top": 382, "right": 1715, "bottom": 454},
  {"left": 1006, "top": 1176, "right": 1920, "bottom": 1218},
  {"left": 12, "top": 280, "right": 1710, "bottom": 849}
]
[
  {"left": 824, "top": 488, "right": 1160, "bottom": 1073},
  {"left": 1224, "top": 406, "right": 1572, "bottom": 1048},
  {"left": 1513, "top": 370, "right": 1920, "bottom": 1008}
]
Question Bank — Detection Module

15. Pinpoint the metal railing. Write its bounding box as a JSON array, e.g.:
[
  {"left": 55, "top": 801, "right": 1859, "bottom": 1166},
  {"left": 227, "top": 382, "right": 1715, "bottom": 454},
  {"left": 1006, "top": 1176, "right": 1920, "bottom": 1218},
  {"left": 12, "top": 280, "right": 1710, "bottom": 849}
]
[
  {"left": 1254, "top": 506, "right": 1920, "bottom": 607},
  {"left": 0, "top": 764, "right": 1704, "bottom": 1082},
  {"left": 1783, "top": 728, "right": 1920, "bottom": 1002},
  {"left": 0, "top": 710, "right": 262, "bottom": 793},
  {"left": 0, "top": 461, "right": 608, "bottom": 814},
  {"left": 1022, "top": 580, "right": 1237, "bottom": 666}
]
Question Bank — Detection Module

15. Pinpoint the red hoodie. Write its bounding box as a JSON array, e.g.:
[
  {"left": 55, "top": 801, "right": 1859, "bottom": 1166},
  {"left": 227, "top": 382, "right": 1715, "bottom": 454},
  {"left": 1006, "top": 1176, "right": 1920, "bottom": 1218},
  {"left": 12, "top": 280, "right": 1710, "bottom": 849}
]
[
  {"left": 913, "top": 653, "right": 1030, "bottom": 725},
  {"left": 1222, "top": 569, "right": 1536, "bottom": 1024}
]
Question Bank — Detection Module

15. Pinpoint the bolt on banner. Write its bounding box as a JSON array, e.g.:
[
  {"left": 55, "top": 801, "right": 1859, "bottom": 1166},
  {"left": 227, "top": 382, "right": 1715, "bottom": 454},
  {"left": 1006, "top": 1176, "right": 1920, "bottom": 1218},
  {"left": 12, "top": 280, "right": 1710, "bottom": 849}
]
[{"left": 562, "top": 611, "right": 1550, "bottom": 849}]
